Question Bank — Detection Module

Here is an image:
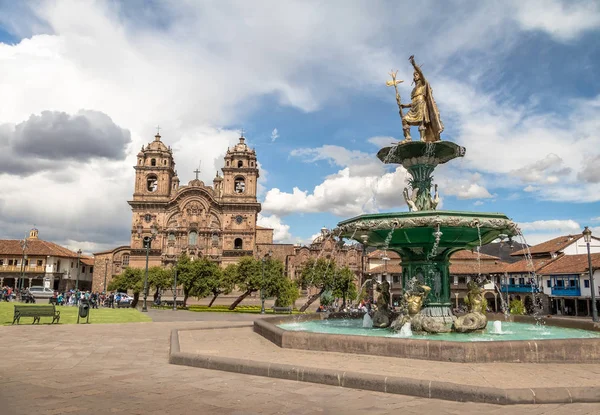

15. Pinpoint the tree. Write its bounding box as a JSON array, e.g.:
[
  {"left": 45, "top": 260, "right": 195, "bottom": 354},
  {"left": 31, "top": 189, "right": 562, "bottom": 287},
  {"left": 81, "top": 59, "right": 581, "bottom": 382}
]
[
  {"left": 208, "top": 264, "right": 236, "bottom": 307},
  {"left": 296, "top": 257, "right": 336, "bottom": 312},
  {"left": 228, "top": 256, "right": 289, "bottom": 310},
  {"left": 333, "top": 266, "right": 358, "bottom": 310},
  {"left": 148, "top": 266, "right": 173, "bottom": 302},
  {"left": 273, "top": 277, "right": 299, "bottom": 307},
  {"left": 174, "top": 253, "right": 196, "bottom": 307},
  {"left": 188, "top": 257, "right": 224, "bottom": 302},
  {"left": 228, "top": 256, "right": 262, "bottom": 310},
  {"left": 107, "top": 267, "right": 143, "bottom": 307}
]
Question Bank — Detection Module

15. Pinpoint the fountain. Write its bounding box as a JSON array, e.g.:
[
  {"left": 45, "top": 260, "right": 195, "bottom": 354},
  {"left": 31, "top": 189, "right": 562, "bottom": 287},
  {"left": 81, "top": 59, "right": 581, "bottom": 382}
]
[
  {"left": 253, "top": 55, "right": 600, "bottom": 363},
  {"left": 333, "top": 55, "right": 518, "bottom": 334}
]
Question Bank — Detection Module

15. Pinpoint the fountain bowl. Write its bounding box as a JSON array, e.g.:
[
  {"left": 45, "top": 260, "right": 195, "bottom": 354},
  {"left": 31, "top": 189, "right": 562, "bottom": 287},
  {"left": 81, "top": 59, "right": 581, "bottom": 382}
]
[{"left": 254, "top": 313, "right": 600, "bottom": 363}]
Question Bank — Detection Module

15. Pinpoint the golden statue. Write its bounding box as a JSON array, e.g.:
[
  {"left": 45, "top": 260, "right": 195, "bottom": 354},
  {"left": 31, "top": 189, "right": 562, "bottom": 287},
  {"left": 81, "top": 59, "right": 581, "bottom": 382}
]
[
  {"left": 405, "top": 285, "right": 431, "bottom": 315},
  {"left": 393, "top": 55, "right": 443, "bottom": 143}
]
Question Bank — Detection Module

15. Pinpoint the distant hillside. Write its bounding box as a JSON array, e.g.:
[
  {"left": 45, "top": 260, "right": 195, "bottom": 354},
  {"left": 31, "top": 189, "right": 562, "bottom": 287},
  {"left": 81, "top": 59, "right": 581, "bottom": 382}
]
[{"left": 480, "top": 241, "right": 529, "bottom": 264}]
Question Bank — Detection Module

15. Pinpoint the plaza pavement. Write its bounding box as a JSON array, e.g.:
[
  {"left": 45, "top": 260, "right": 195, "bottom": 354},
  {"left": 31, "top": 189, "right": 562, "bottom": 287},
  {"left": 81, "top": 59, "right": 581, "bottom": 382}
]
[{"left": 0, "top": 310, "right": 598, "bottom": 414}]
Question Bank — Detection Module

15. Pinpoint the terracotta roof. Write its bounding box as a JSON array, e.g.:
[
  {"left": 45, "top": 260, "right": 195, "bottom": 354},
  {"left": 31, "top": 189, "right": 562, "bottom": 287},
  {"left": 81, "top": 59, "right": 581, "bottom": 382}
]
[
  {"left": 368, "top": 264, "right": 402, "bottom": 274},
  {"left": 511, "top": 234, "right": 583, "bottom": 256},
  {"left": 449, "top": 262, "right": 505, "bottom": 275},
  {"left": 450, "top": 250, "right": 500, "bottom": 260},
  {"left": 81, "top": 257, "right": 95, "bottom": 266},
  {"left": 538, "top": 253, "right": 600, "bottom": 275},
  {"left": 503, "top": 257, "right": 558, "bottom": 273},
  {"left": 368, "top": 250, "right": 400, "bottom": 259},
  {"left": 0, "top": 239, "right": 82, "bottom": 258}
]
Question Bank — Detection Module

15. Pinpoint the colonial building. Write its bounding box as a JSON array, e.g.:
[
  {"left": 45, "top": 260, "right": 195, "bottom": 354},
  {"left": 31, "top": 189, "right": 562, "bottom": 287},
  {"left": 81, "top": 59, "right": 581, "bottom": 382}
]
[
  {"left": 93, "top": 132, "right": 267, "bottom": 292},
  {"left": 501, "top": 233, "right": 600, "bottom": 314},
  {"left": 0, "top": 228, "right": 93, "bottom": 291}
]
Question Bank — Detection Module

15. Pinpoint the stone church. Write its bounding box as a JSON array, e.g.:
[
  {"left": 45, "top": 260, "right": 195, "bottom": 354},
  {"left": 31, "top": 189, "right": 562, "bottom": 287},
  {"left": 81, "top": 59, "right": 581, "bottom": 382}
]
[{"left": 92, "top": 131, "right": 278, "bottom": 291}]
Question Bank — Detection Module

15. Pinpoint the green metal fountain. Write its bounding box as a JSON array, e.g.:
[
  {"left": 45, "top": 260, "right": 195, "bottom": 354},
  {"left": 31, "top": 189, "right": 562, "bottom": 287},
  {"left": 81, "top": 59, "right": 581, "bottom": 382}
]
[{"left": 333, "top": 56, "right": 519, "bottom": 333}]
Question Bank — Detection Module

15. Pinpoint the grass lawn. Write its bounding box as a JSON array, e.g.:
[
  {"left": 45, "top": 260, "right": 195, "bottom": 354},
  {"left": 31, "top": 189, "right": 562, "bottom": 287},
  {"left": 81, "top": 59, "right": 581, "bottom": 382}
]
[
  {"left": 187, "top": 304, "right": 304, "bottom": 314},
  {"left": 0, "top": 302, "right": 152, "bottom": 325}
]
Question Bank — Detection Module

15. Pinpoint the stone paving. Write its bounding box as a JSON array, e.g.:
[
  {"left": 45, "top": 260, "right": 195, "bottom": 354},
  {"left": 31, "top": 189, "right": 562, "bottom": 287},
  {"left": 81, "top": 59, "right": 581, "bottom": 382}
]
[
  {"left": 178, "top": 326, "right": 600, "bottom": 388},
  {"left": 0, "top": 313, "right": 598, "bottom": 414}
]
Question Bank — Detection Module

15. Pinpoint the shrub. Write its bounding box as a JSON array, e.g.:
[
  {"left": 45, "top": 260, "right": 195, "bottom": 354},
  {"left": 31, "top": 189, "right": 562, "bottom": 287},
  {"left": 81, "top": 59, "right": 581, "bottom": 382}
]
[{"left": 509, "top": 299, "right": 525, "bottom": 315}]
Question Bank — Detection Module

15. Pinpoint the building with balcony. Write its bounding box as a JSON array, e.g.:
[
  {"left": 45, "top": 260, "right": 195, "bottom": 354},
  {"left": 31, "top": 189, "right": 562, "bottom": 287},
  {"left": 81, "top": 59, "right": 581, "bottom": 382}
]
[
  {"left": 0, "top": 228, "right": 93, "bottom": 292},
  {"left": 537, "top": 253, "right": 600, "bottom": 316},
  {"left": 502, "top": 233, "right": 600, "bottom": 314}
]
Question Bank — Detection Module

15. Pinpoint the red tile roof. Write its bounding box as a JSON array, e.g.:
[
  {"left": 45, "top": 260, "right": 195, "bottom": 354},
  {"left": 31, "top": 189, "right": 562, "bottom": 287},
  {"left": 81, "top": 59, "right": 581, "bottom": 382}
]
[
  {"left": 450, "top": 250, "right": 500, "bottom": 260},
  {"left": 0, "top": 239, "right": 83, "bottom": 258},
  {"left": 368, "top": 250, "right": 400, "bottom": 259},
  {"left": 503, "top": 257, "right": 559, "bottom": 273},
  {"left": 368, "top": 264, "right": 402, "bottom": 274},
  {"left": 449, "top": 262, "right": 505, "bottom": 275},
  {"left": 511, "top": 234, "right": 582, "bottom": 256},
  {"left": 538, "top": 253, "right": 600, "bottom": 275}
]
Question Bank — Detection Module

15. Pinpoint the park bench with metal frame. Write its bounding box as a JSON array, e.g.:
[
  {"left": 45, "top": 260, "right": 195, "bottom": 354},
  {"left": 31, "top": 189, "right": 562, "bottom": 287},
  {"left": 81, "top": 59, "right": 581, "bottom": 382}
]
[
  {"left": 272, "top": 306, "right": 293, "bottom": 314},
  {"left": 12, "top": 304, "right": 60, "bottom": 325}
]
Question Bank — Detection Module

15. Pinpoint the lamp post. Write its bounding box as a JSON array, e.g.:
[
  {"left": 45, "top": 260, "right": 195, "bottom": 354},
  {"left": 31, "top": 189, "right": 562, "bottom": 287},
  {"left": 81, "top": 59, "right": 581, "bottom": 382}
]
[
  {"left": 75, "top": 249, "right": 82, "bottom": 291},
  {"left": 260, "top": 251, "right": 272, "bottom": 314},
  {"left": 172, "top": 267, "right": 178, "bottom": 311},
  {"left": 18, "top": 236, "right": 28, "bottom": 292},
  {"left": 583, "top": 226, "right": 598, "bottom": 322},
  {"left": 138, "top": 222, "right": 158, "bottom": 312},
  {"left": 103, "top": 258, "right": 109, "bottom": 294}
]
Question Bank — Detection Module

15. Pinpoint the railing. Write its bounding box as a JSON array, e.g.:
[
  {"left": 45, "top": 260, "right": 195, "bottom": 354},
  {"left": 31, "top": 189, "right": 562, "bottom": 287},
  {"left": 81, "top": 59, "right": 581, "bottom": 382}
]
[
  {"left": 551, "top": 287, "right": 581, "bottom": 297},
  {"left": 0, "top": 265, "right": 46, "bottom": 273},
  {"left": 500, "top": 283, "right": 535, "bottom": 293}
]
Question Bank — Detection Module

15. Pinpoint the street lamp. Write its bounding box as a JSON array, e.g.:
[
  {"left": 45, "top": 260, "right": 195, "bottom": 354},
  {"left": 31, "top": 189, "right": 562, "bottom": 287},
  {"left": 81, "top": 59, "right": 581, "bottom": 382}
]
[
  {"left": 103, "top": 257, "right": 109, "bottom": 294},
  {"left": 75, "top": 249, "right": 82, "bottom": 291},
  {"left": 260, "top": 251, "right": 272, "bottom": 314},
  {"left": 138, "top": 222, "right": 159, "bottom": 312},
  {"left": 18, "top": 236, "right": 28, "bottom": 291},
  {"left": 583, "top": 226, "right": 598, "bottom": 322},
  {"left": 172, "top": 267, "right": 178, "bottom": 311}
]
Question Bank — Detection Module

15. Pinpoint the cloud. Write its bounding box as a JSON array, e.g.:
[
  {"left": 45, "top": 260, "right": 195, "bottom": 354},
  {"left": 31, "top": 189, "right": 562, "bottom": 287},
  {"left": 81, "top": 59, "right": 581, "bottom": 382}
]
[
  {"left": 518, "top": 219, "right": 581, "bottom": 233},
  {"left": 291, "top": 145, "right": 384, "bottom": 177},
  {"left": 257, "top": 213, "right": 292, "bottom": 242},
  {"left": 367, "top": 136, "right": 396, "bottom": 148},
  {"left": 510, "top": 154, "right": 572, "bottom": 184},
  {"left": 578, "top": 154, "right": 600, "bottom": 183},
  {"left": 0, "top": 110, "right": 130, "bottom": 175},
  {"left": 512, "top": 0, "right": 600, "bottom": 41},
  {"left": 473, "top": 200, "right": 484, "bottom": 206},
  {"left": 270, "top": 128, "right": 279, "bottom": 142}
]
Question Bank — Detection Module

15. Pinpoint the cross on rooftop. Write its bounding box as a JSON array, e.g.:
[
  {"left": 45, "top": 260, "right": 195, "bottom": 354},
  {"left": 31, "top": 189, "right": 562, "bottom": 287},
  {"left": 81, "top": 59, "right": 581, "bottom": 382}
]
[
  {"left": 156, "top": 125, "right": 161, "bottom": 135},
  {"left": 193, "top": 167, "right": 201, "bottom": 180}
]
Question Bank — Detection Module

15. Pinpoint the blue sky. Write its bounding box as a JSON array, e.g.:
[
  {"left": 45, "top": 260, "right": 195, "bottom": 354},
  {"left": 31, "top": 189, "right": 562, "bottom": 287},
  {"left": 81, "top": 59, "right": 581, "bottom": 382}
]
[{"left": 0, "top": 0, "right": 599, "bottom": 251}]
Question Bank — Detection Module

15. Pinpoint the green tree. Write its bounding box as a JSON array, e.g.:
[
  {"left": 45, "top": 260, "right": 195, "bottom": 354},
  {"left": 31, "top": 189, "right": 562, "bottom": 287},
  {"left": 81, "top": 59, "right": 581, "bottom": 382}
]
[
  {"left": 296, "top": 257, "right": 336, "bottom": 312},
  {"left": 188, "top": 257, "right": 224, "bottom": 301},
  {"left": 207, "top": 263, "right": 236, "bottom": 307},
  {"left": 148, "top": 266, "right": 173, "bottom": 302},
  {"left": 273, "top": 277, "right": 299, "bottom": 307},
  {"left": 107, "top": 267, "right": 143, "bottom": 307},
  {"left": 333, "top": 266, "right": 358, "bottom": 310},
  {"left": 174, "top": 253, "right": 196, "bottom": 307}
]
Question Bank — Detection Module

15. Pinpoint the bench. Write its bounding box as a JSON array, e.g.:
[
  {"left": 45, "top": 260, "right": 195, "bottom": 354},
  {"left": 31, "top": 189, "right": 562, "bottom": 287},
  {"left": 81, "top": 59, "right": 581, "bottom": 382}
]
[
  {"left": 116, "top": 301, "right": 131, "bottom": 308},
  {"left": 13, "top": 304, "right": 60, "bottom": 325},
  {"left": 272, "top": 306, "right": 293, "bottom": 314}
]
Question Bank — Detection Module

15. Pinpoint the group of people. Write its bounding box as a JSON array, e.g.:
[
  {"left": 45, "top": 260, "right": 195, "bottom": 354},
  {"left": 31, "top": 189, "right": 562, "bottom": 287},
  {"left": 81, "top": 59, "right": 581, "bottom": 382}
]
[
  {"left": 1, "top": 286, "right": 14, "bottom": 301},
  {"left": 0, "top": 286, "right": 131, "bottom": 309}
]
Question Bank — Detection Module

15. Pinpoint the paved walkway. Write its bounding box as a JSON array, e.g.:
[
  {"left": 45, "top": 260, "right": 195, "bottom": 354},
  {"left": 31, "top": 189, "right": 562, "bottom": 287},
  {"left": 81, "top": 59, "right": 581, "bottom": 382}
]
[
  {"left": 0, "top": 315, "right": 597, "bottom": 414},
  {"left": 178, "top": 326, "right": 600, "bottom": 388}
]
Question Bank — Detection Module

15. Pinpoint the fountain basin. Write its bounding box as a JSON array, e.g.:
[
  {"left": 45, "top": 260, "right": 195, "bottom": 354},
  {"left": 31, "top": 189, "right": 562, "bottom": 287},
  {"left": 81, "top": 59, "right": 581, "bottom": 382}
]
[{"left": 254, "top": 313, "right": 600, "bottom": 363}]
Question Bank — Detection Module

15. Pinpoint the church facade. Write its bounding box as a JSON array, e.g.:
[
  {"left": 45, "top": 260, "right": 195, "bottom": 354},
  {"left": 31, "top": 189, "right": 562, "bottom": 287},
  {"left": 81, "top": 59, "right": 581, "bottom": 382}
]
[{"left": 92, "top": 132, "right": 275, "bottom": 292}]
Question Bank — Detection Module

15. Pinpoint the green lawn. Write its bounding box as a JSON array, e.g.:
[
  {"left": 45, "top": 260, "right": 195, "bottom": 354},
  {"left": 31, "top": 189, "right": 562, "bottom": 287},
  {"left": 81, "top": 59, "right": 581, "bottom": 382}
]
[
  {"left": 1, "top": 302, "right": 152, "bottom": 325},
  {"left": 187, "top": 304, "right": 304, "bottom": 314}
]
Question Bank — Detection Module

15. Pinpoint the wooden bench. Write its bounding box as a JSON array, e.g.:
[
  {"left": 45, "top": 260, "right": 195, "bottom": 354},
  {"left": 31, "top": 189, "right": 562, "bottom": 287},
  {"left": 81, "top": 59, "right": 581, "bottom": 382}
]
[
  {"left": 272, "top": 306, "right": 293, "bottom": 314},
  {"left": 116, "top": 301, "right": 131, "bottom": 308},
  {"left": 13, "top": 304, "right": 60, "bottom": 325},
  {"left": 159, "top": 300, "right": 184, "bottom": 308}
]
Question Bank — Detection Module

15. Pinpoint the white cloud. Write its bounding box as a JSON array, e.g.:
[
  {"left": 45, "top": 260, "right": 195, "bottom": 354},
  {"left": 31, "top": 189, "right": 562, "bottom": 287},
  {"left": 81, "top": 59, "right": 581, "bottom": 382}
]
[
  {"left": 512, "top": 0, "right": 600, "bottom": 41},
  {"left": 270, "top": 128, "right": 279, "bottom": 142},
  {"left": 473, "top": 200, "right": 484, "bottom": 206},
  {"left": 518, "top": 219, "right": 581, "bottom": 233},
  {"left": 257, "top": 213, "right": 292, "bottom": 243},
  {"left": 510, "top": 154, "right": 571, "bottom": 184},
  {"left": 367, "top": 136, "right": 397, "bottom": 148}
]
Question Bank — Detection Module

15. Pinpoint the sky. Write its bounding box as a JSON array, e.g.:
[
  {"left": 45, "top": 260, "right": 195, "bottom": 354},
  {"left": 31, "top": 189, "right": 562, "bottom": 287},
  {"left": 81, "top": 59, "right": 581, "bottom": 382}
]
[{"left": 1, "top": 0, "right": 600, "bottom": 254}]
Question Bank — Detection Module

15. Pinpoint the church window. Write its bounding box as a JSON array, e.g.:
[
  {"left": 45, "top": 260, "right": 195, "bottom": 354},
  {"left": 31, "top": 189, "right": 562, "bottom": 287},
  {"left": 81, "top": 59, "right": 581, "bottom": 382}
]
[
  {"left": 122, "top": 255, "right": 130, "bottom": 266},
  {"left": 151, "top": 158, "right": 156, "bottom": 166},
  {"left": 237, "top": 160, "right": 243, "bottom": 168},
  {"left": 189, "top": 231, "right": 198, "bottom": 246},
  {"left": 250, "top": 161, "right": 254, "bottom": 167},
  {"left": 234, "top": 177, "right": 245, "bottom": 193},
  {"left": 168, "top": 233, "right": 176, "bottom": 241},
  {"left": 226, "top": 161, "right": 229, "bottom": 166},
  {"left": 163, "top": 160, "right": 167, "bottom": 165},
  {"left": 212, "top": 233, "right": 219, "bottom": 247},
  {"left": 234, "top": 238, "right": 243, "bottom": 250},
  {"left": 147, "top": 175, "right": 158, "bottom": 192}
]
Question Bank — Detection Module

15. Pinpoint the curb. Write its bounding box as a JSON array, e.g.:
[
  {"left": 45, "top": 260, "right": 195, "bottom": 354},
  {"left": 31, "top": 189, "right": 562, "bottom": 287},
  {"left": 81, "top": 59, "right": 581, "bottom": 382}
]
[{"left": 169, "top": 328, "right": 600, "bottom": 405}]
